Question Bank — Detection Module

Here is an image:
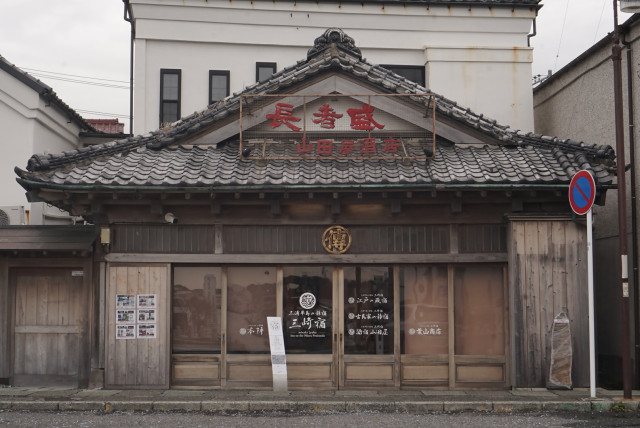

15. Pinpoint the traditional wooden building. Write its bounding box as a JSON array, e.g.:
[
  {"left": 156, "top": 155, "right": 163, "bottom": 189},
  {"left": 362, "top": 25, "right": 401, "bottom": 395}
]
[{"left": 8, "top": 29, "right": 615, "bottom": 390}]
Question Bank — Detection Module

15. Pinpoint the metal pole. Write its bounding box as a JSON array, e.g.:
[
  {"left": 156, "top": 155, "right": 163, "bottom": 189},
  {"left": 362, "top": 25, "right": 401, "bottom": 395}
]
[
  {"left": 612, "top": 0, "right": 633, "bottom": 399},
  {"left": 588, "top": 208, "right": 596, "bottom": 398}
]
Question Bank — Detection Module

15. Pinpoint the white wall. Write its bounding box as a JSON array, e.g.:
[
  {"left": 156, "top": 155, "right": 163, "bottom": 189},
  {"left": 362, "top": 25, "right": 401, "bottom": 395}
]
[
  {"left": 0, "top": 67, "right": 82, "bottom": 220},
  {"left": 130, "top": 0, "right": 536, "bottom": 134}
]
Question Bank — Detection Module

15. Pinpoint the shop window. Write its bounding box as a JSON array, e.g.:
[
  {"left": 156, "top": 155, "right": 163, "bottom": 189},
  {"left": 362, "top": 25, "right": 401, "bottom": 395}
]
[
  {"left": 209, "top": 70, "right": 230, "bottom": 104},
  {"left": 381, "top": 65, "right": 425, "bottom": 86},
  {"left": 172, "top": 267, "right": 222, "bottom": 353},
  {"left": 160, "top": 69, "right": 181, "bottom": 126},
  {"left": 227, "top": 267, "right": 277, "bottom": 353},
  {"left": 343, "top": 266, "right": 394, "bottom": 355},
  {"left": 283, "top": 267, "right": 333, "bottom": 354},
  {"left": 256, "top": 62, "right": 277, "bottom": 82},
  {"left": 400, "top": 266, "right": 448, "bottom": 354},
  {"left": 454, "top": 265, "right": 505, "bottom": 355}
]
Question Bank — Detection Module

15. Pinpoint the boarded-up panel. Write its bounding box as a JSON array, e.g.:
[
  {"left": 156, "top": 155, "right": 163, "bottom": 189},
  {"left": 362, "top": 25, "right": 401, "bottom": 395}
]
[
  {"left": 12, "top": 268, "right": 87, "bottom": 387},
  {"left": 173, "top": 363, "right": 219, "bottom": 380},
  {"left": 106, "top": 264, "right": 170, "bottom": 388},
  {"left": 287, "top": 364, "right": 332, "bottom": 381},
  {"left": 402, "top": 364, "right": 448, "bottom": 381},
  {"left": 456, "top": 365, "right": 504, "bottom": 382},
  {"left": 509, "top": 219, "right": 588, "bottom": 388},
  {"left": 345, "top": 364, "right": 393, "bottom": 381},
  {"left": 227, "top": 363, "right": 272, "bottom": 381}
]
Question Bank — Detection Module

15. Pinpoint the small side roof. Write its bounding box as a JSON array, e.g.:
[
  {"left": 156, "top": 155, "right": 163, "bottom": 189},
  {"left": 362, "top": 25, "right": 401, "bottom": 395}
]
[{"left": 0, "top": 225, "right": 98, "bottom": 252}]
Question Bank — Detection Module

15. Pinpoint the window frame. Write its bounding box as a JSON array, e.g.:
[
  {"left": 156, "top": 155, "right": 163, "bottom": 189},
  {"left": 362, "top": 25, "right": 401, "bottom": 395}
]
[
  {"left": 159, "top": 68, "right": 182, "bottom": 126},
  {"left": 255, "top": 62, "right": 277, "bottom": 82},
  {"left": 380, "top": 64, "right": 425, "bottom": 87},
  {"left": 208, "top": 70, "right": 230, "bottom": 105}
]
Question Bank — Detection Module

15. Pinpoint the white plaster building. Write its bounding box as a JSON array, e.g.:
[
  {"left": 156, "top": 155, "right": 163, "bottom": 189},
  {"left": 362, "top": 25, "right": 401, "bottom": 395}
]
[
  {"left": 0, "top": 56, "right": 123, "bottom": 225},
  {"left": 126, "top": 0, "right": 539, "bottom": 135}
]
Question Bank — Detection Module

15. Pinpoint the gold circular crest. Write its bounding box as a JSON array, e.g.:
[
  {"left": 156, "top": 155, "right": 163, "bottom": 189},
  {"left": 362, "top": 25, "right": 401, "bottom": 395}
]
[{"left": 322, "top": 225, "right": 352, "bottom": 254}]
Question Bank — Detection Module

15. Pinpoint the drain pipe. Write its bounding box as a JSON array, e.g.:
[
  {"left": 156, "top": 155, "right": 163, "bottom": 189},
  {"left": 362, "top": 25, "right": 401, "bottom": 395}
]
[
  {"left": 622, "top": 31, "right": 640, "bottom": 389},
  {"left": 527, "top": 16, "right": 537, "bottom": 47},
  {"left": 123, "top": 0, "right": 134, "bottom": 136}
]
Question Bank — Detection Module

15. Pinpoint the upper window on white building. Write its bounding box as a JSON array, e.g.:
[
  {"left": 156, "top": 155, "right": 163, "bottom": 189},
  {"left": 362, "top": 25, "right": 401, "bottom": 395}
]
[
  {"left": 160, "top": 69, "right": 181, "bottom": 126},
  {"left": 209, "top": 70, "right": 230, "bottom": 104},
  {"left": 256, "top": 62, "right": 277, "bottom": 82},
  {"left": 381, "top": 65, "right": 425, "bottom": 87}
]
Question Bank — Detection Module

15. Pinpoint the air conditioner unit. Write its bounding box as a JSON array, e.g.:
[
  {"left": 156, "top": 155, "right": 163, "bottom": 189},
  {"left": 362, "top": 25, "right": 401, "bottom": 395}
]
[{"left": 0, "top": 206, "right": 25, "bottom": 225}]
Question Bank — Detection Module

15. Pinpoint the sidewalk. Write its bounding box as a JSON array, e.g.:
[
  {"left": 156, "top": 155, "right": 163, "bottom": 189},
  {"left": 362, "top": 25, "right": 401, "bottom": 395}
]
[{"left": 0, "top": 387, "right": 638, "bottom": 413}]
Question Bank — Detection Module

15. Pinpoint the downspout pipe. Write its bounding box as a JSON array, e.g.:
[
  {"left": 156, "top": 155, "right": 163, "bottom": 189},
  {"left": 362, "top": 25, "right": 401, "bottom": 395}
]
[
  {"left": 622, "top": 30, "right": 640, "bottom": 389},
  {"left": 123, "top": 0, "right": 134, "bottom": 136},
  {"left": 527, "top": 16, "right": 537, "bottom": 47}
]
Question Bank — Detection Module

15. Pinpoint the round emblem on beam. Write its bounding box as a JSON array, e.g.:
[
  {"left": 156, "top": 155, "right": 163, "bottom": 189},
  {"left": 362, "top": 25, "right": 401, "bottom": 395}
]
[{"left": 322, "top": 225, "right": 352, "bottom": 254}]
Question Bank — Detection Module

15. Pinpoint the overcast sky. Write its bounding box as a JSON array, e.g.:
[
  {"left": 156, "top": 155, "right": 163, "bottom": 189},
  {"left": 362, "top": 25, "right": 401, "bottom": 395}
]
[{"left": 0, "top": 1, "right": 633, "bottom": 133}]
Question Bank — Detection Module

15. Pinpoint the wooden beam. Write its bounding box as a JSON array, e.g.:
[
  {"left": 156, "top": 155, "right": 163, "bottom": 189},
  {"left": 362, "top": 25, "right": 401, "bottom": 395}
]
[
  {"left": 451, "top": 198, "right": 462, "bottom": 213},
  {"left": 150, "top": 200, "right": 163, "bottom": 215},
  {"left": 331, "top": 199, "right": 341, "bottom": 216},
  {"left": 106, "top": 252, "right": 509, "bottom": 264},
  {"left": 270, "top": 200, "right": 281, "bottom": 216},
  {"left": 391, "top": 200, "right": 402, "bottom": 215}
]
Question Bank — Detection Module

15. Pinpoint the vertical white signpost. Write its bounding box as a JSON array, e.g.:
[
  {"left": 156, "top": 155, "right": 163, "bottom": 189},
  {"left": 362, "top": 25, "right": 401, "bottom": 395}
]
[
  {"left": 267, "top": 316, "right": 288, "bottom": 392},
  {"left": 569, "top": 170, "right": 597, "bottom": 398}
]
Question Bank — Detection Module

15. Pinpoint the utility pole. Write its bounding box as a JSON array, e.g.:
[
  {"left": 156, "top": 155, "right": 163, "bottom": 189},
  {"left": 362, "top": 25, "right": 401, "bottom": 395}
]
[{"left": 612, "top": 0, "right": 632, "bottom": 400}]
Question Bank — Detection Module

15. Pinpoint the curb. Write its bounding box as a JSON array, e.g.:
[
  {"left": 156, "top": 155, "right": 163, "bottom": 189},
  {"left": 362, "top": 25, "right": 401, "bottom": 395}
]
[{"left": 0, "top": 399, "right": 633, "bottom": 414}]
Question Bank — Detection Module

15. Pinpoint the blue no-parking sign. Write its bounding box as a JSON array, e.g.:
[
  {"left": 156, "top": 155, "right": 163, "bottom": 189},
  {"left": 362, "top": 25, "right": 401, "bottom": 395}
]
[{"left": 569, "top": 170, "right": 596, "bottom": 215}]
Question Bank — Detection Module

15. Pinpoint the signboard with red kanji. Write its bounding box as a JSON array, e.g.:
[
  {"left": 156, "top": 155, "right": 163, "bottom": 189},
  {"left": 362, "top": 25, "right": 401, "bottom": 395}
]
[{"left": 239, "top": 94, "right": 436, "bottom": 161}]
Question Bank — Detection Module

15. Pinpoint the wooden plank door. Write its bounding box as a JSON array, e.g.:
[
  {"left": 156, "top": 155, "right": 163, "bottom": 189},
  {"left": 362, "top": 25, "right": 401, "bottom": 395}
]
[{"left": 13, "top": 268, "right": 87, "bottom": 387}]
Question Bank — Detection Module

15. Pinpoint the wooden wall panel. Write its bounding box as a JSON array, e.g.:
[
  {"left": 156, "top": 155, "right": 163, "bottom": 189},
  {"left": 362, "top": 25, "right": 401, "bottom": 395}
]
[
  {"left": 223, "top": 225, "right": 452, "bottom": 254},
  {"left": 112, "top": 225, "right": 215, "bottom": 254},
  {"left": 106, "top": 264, "right": 170, "bottom": 388},
  {"left": 0, "top": 256, "right": 8, "bottom": 381},
  {"left": 11, "top": 267, "right": 89, "bottom": 387},
  {"left": 509, "top": 219, "right": 588, "bottom": 388}
]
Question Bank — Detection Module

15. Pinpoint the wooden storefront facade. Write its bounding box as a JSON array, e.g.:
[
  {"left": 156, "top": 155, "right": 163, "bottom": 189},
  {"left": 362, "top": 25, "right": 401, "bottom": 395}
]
[{"left": 6, "top": 29, "right": 614, "bottom": 390}]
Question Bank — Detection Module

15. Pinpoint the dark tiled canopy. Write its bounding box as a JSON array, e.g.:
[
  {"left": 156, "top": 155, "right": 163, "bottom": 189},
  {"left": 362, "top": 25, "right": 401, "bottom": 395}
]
[{"left": 16, "top": 28, "right": 614, "bottom": 194}]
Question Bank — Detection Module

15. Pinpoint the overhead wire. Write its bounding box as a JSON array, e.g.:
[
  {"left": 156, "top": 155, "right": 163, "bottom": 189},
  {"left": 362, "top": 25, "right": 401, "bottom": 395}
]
[
  {"left": 22, "top": 67, "right": 129, "bottom": 84},
  {"left": 554, "top": 0, "right": 572, "bottom": 71},
  {"left": 21, "top": 66, "right": 130, "bottom": 121},
  {"left": 593, "top": 0, "right": 608, "bottom": 44}
]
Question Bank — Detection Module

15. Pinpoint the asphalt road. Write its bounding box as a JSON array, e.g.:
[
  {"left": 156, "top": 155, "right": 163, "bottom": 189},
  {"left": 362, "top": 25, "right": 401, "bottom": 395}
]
[{"left": 1, "top": 410, "right": 640, "bottom": 428}]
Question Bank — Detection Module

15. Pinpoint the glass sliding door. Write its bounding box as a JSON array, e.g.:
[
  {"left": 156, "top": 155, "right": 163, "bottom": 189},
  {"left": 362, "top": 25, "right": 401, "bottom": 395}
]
[
  {"left": 283, "top": 266, "right": 336, "bottom": 388},
  {"left": 171, "top": 266, "right": 222, "bottom": 387},
  {"left": 340, "top": 266, "right": 396, "bottom": 387}
]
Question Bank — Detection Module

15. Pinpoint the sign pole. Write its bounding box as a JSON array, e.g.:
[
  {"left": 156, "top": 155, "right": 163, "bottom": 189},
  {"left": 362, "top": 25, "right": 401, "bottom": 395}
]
[
  {"left": 587, "top": 209, "right": 596, "bottom": 398},
  {"left": 569, "top": 170, "right": 597, "bottom": 397}
]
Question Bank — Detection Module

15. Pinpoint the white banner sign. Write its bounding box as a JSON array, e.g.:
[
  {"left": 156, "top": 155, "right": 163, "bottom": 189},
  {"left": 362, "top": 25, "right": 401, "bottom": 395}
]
[{"left": 267, "top": 316, "right": 288, "bottom": 391}]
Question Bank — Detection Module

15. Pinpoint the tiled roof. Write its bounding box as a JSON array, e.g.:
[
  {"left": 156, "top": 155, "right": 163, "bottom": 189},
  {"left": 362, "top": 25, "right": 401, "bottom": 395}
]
[
  {"left": 16, "top": 28, "right": 614, "bottom": 193},
  {"left": 0, "top": 55, "right": 99, "bottom": 133},
  {"left": 16, "top": 141, "right": 612, "bottom": 190}
]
